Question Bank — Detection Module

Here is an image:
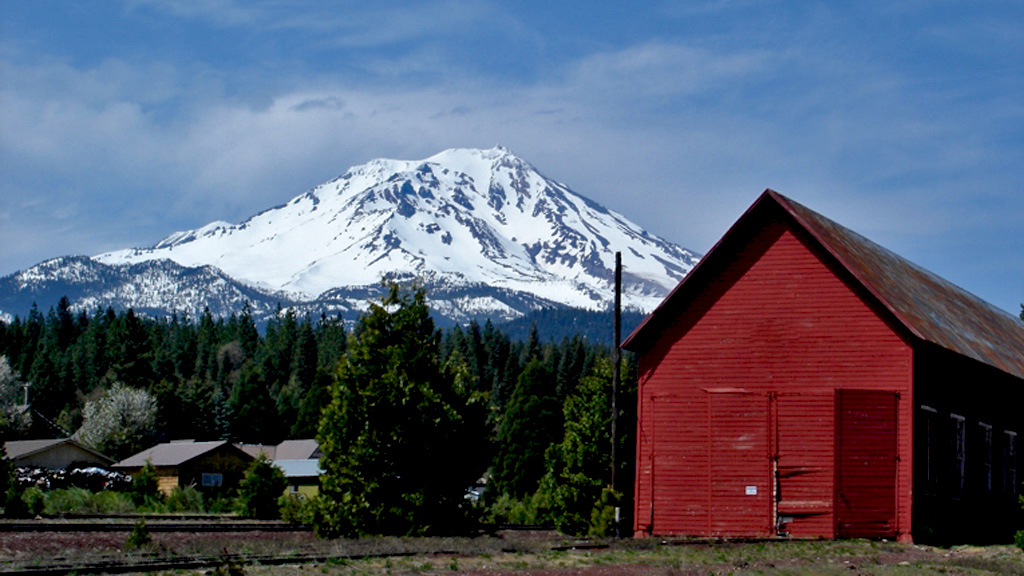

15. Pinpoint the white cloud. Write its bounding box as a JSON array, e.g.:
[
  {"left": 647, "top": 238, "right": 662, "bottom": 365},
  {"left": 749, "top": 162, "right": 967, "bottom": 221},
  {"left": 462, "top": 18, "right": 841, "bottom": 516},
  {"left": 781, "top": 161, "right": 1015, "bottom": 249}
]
[{"left": 1, "top": 4, "right": 1021, "bottom": 311}]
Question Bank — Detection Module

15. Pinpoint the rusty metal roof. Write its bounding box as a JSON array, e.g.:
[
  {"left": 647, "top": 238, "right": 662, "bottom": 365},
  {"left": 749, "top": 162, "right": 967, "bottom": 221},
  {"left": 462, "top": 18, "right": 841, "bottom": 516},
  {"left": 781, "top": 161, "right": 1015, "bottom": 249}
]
[{"left": 624, "top": 189, "right": 1024, "bottom": 381}]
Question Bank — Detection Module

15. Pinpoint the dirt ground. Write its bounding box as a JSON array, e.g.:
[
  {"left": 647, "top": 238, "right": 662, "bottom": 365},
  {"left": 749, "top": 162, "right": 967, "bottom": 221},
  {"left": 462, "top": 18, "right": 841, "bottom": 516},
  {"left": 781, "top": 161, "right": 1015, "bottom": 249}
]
[{"left": 0, "top": 526, "right": 1021, "bottom": 575}]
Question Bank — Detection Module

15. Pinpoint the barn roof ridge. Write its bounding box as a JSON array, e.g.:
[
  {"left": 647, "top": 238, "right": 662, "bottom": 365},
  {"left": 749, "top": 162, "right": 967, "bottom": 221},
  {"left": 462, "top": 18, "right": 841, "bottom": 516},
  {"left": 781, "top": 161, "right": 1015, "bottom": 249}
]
[{"left": 624, "top": 189, "right": 1024, "bottom": 381}]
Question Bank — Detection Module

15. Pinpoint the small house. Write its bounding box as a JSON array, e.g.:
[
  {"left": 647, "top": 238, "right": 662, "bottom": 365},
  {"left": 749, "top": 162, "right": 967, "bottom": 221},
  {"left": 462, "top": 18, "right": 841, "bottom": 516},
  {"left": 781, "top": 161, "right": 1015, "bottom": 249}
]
[
  {"left": 239, "top": 439, "right": 321, "bottom": 497},
  {"left": 4, "top": 438, "right": 114, "bottom": 470},
  {"left": 238, "top": 439, "right": 320, "bottom": 461},
  {"left": 113, "top": 440, "right": 253, "bottom": 495},
  {"left": 623, "top": 190, "right": 1024, "bottom": 543}
]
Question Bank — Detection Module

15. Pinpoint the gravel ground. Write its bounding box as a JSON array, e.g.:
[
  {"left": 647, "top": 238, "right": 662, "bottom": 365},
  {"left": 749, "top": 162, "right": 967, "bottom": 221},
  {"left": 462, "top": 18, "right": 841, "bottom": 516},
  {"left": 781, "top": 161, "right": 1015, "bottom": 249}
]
[{"left": 0, "top": 523, "right": 1021, "bottom": 576}]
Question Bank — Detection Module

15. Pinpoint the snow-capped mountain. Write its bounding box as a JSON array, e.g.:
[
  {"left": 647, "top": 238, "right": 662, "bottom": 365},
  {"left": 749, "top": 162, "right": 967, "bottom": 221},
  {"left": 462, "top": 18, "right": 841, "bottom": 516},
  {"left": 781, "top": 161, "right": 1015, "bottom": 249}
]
[{"left": 3, "top": 147, "right": 699, "bottom": 326}]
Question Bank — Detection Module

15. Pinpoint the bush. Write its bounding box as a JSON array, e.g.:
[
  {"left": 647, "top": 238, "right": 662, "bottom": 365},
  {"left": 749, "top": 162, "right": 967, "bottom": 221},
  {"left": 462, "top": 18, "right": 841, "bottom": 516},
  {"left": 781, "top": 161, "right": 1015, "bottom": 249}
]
[
  {"left": 131, "top": 460, "right": 160, "bottom": 506},
  {"left": 165, "top": 486, "right": 205, "bottom": 513},
  {"left": 44, "top": 487, "right": 135, "bottom": 514},
  {"left": 588, "top": 486, "right": 621, "bottom": 537},
  {"left": 1016, "top": 495, "right": 1024, "bottom": 551},
  {"left": 91, "top": 490, "right": 136, "bottom": 514},
  {"left": 21, "top": 487, "right": 45, "bottom": 516},
  {"left": 42, "top": 487, "right": 90, "bottom": 514},
  {"left": 237, "top": 454, "right": 287, "bottom": 519},
  {"left": 278, "top": 493, "right": 313, "bottom": 524},
  {"left": 125, "top": 518, "right": 153, "bottom": 550},
  {"left": 205, "top": 494, "right": 238, "bottom": 514},
  {"left": 4, "top": 487, "right": 29, "bottom": 518}
]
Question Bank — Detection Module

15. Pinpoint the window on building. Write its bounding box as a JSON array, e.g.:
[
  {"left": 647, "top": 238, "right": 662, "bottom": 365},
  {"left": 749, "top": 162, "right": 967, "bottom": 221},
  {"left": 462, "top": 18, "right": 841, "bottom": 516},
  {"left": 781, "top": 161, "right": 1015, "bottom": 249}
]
[
  {"left": 1005, "top": 431, "right": 1018, "bottom": 503},
  {"left": 979, "top": 423, "right": 993, "bottom": 496},
  {"left": 919, "top": 406, "right": 939, "bottom": 493},
  {"left": 950, "top": 414, "right": 966, "bottom": 499},
  {"left": 202, "top": 472, "right": 223, "bottom": 488}
]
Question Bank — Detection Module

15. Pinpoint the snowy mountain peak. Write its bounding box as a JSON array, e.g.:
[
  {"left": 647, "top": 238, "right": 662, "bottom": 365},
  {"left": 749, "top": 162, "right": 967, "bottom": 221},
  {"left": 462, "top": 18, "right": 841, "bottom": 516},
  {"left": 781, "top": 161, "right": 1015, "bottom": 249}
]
[{"left": 95, "top": 148, "right": 700, "bottom": 316}]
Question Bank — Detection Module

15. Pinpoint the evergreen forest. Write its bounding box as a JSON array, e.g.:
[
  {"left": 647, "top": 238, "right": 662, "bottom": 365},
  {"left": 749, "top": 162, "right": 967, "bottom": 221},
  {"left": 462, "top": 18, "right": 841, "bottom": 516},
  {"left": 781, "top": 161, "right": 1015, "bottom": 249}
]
[{"left": 0, "top": 288, "right": 636, "bottom": 536}]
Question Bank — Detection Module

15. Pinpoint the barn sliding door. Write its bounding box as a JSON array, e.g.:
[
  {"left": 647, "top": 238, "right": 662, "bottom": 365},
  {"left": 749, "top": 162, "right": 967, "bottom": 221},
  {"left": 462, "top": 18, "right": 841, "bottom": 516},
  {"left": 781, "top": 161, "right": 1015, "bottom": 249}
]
[
  {"left": 709, "top": 391, "right": 771, "bottom": 536},
  {"left": 835, "top": 390, "right": 898, "bottom": 538}
]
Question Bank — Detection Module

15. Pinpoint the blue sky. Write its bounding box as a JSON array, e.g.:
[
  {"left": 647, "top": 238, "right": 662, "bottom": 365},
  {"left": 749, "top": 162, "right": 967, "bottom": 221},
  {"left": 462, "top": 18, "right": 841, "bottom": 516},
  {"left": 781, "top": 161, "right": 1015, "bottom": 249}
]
[{"left": 2, "top": 1, "right": 1022, "bottom": 315}]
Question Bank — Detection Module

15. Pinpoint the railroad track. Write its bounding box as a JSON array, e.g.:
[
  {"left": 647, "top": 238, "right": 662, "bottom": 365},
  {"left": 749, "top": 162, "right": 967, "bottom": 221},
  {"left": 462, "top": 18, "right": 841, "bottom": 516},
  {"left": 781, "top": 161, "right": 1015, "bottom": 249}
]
[
  {"left": 0, "top": 521, "right": 577, "bottom": 574},
  {"left": 0, "top": 519, "right": 310, "bottom": 532},
  {"left": 2, "top": 549, "right": 418, "bottom": 576}
]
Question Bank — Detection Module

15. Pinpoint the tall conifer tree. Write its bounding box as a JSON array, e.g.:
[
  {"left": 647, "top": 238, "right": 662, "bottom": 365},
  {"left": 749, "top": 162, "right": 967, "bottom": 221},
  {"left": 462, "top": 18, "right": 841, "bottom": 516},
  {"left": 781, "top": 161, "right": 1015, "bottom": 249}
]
[{"left": 315, "top": 284, "right": 482, "bottom": 537}]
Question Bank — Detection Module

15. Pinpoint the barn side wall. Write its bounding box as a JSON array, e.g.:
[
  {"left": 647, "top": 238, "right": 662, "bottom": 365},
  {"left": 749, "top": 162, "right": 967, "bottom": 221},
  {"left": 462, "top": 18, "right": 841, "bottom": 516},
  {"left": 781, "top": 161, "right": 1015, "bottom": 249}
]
[
  {"left": 634, "top": 218, "right": 914, "bottom": 540},
  {"left": 913, "top": 343, "right": 1024, "bottom": 544}
]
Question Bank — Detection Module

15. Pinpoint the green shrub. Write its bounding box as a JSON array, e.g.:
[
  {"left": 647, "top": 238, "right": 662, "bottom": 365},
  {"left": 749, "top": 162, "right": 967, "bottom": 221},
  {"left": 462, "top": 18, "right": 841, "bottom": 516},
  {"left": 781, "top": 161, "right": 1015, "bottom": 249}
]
[
  {"left": 237, "top": 454, "right": 287, "bottom": 519},
  {"left": 125, "top": 518, "right": 153, "bottom": 550},
  {"left": 4, "top": 487, "right": 30, "bottom": 518},
  {"left": 44, "top": 487, "right": 135, "bottom": 515},
  {"left": 205, "top": 494, "right": 238, "bottom": 514},
  {"left": 21, "top": 487, "right": 45, "bottom": 516},
  {"left": 165, "top": 486, "right": 205, "bottom": 513},
  {"left": 43, "top": 487, "right": 91, "bottom": 514},
  {"left": 131, "top": 460, "right": 160, "bottom": 505},
  {"left": 1016, "top": 495, "right": 1024, "bottom": 551},
  {"left": 588, "top": 486, "right": 621, "bottom": 537},
  {"left": 279, "top": 493, "right": 314, "bottom": 524},
  {"left": 91, "top": 490, "right": 135, "bottom": 514}
]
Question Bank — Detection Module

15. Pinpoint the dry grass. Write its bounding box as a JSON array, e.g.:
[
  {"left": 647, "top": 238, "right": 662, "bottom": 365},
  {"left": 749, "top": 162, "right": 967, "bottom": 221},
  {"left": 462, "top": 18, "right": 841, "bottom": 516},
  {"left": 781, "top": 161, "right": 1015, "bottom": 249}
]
[{"left": 1, "top": 526, "right": 1022, "bottom": 575}]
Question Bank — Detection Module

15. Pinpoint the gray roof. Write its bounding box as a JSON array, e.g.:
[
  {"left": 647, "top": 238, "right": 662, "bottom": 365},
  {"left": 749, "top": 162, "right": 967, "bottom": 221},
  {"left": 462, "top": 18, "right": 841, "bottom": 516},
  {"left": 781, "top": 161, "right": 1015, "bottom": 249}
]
[
  {"left": 274, "top": 459, "right": 322, "bottom": 478},
  {"left": 4, "top": 438, "right": 113, "bottom": 465},
  {"left": 238, "top": 439, "right": 319, "bottom": 461},
  {"left": 274, "top": 439, "right": 320, "bottom": 460},
  {"left": 113, "top": 440, "right": 251, "bottom": 468}
]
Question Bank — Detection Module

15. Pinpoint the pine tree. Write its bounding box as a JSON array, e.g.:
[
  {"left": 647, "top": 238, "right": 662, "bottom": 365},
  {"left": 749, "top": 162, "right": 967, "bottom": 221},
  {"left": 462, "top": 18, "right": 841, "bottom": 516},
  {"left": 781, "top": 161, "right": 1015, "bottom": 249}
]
[
  {"left": 315, "top": 283, "right": 482, "bottom": 537},
  {"left": 489, "top": 359, "right": 562, "bottom": 500},
  {"left": 538, "top": 357, "right": 614, "bottom": 535}
]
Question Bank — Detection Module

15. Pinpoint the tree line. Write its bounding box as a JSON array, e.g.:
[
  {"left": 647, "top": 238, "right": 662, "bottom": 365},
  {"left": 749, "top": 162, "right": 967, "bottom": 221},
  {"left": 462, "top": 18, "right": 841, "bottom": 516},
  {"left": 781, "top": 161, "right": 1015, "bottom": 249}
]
[{"left": 0, "top": 287, "right": 636, "bottom": 536}]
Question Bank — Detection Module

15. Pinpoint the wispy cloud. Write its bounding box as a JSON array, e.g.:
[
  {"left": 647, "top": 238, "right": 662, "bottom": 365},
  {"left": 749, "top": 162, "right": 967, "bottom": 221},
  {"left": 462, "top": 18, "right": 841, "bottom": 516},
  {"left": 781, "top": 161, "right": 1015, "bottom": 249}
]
[{"left": 1, "top": 1, "right": 1021, "bottom": 310}]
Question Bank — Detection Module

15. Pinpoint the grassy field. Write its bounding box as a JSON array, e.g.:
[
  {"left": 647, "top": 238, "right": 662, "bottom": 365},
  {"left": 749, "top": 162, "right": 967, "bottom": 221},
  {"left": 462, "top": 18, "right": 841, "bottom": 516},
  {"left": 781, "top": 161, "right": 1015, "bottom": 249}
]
[
  {"left": 1, "top": 525, "right": 1022, "bottom": 575},
  {"left": 240, "top": 536, "right": 1023, "bottom": 576}
]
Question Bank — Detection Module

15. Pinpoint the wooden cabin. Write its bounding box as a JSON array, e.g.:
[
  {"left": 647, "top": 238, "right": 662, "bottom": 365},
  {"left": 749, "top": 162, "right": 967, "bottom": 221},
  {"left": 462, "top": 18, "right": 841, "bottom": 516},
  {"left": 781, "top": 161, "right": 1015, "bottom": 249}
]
[
  {"left": 113, "top": 440, "right": 253, "bottom": 496},
  {"left": 622, "top": 190, "right": 1024, "bottom": 543}
]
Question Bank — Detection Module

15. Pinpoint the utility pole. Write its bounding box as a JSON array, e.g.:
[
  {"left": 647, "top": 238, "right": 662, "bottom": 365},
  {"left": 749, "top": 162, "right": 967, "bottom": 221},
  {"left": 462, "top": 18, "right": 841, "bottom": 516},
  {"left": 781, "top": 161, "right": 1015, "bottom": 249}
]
[{"left": 611, "top": 251, "right": 622, "bottom": 536}]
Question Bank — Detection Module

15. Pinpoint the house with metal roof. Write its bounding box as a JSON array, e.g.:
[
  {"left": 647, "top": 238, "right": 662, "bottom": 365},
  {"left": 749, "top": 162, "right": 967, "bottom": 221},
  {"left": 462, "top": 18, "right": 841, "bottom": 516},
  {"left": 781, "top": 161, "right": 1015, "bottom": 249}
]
[
  {"left": 239, "top": 439, "right": 322, "bottom": 497},
  {"left": 623, "top": 190, "right": 1023, "bottom": 544},
  {"left": 238, "top": 439, "right": 320, "bottom": 461},
  {"left": 4, "top": 438, "right": 113, "bottom": 470},
  {"left": 113, "top": 440, "right": 253, "bottom": 495}
]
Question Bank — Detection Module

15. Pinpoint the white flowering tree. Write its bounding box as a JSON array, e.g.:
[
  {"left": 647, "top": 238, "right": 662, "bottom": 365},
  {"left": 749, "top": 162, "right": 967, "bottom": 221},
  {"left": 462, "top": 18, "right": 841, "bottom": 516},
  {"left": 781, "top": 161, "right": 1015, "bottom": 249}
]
[
  {"left": 74, "top": 382, "right": 157, "bottom": 460},
  {"left": 0, "top": 356, "right": 31, "bottom": 435}
]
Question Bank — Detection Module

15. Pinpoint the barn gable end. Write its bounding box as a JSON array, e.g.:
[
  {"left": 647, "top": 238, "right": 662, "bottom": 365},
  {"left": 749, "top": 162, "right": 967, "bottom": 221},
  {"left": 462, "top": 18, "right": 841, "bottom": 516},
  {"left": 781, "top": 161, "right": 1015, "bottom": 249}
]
[{"left": 625, "top": 190, "right": 1024, "bottom": 543}]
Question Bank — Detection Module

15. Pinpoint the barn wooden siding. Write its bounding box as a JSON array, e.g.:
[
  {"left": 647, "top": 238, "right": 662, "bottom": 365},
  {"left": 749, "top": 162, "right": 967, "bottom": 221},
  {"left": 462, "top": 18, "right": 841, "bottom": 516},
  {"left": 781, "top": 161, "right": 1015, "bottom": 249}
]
[{"left": 633, "top": 218, "right": 914, "bottom": 539}]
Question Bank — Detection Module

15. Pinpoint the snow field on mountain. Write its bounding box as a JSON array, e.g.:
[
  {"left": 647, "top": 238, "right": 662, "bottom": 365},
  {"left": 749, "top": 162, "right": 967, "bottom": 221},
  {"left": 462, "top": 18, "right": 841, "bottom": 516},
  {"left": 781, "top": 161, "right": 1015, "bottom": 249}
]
[{"left": 97, "top": 147, "right": 699, "bottom": 314}]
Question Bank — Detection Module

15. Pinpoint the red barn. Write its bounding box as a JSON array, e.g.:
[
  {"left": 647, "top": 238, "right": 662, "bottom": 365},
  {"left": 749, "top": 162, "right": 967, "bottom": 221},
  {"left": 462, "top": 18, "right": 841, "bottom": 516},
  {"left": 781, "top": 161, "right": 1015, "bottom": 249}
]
[{"left": 622, "top": 190, "right": 1024, "bottom": 543}]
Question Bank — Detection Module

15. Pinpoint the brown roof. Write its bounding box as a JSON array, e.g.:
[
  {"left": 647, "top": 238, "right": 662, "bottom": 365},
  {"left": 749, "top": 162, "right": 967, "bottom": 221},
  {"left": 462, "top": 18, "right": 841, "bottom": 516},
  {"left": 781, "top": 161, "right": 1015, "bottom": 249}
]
[
  {"left": 113, "top": 440, "right": 252, "bottom": 469},
  {"left": 624, "top": 189, "right": 1024, "bottom": 381},
  {"left": 237, "top": 439, "right": 319, "bottom": 461},
  {"left": 274, "top": 439, "right": 320, "bottom": 460}
]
